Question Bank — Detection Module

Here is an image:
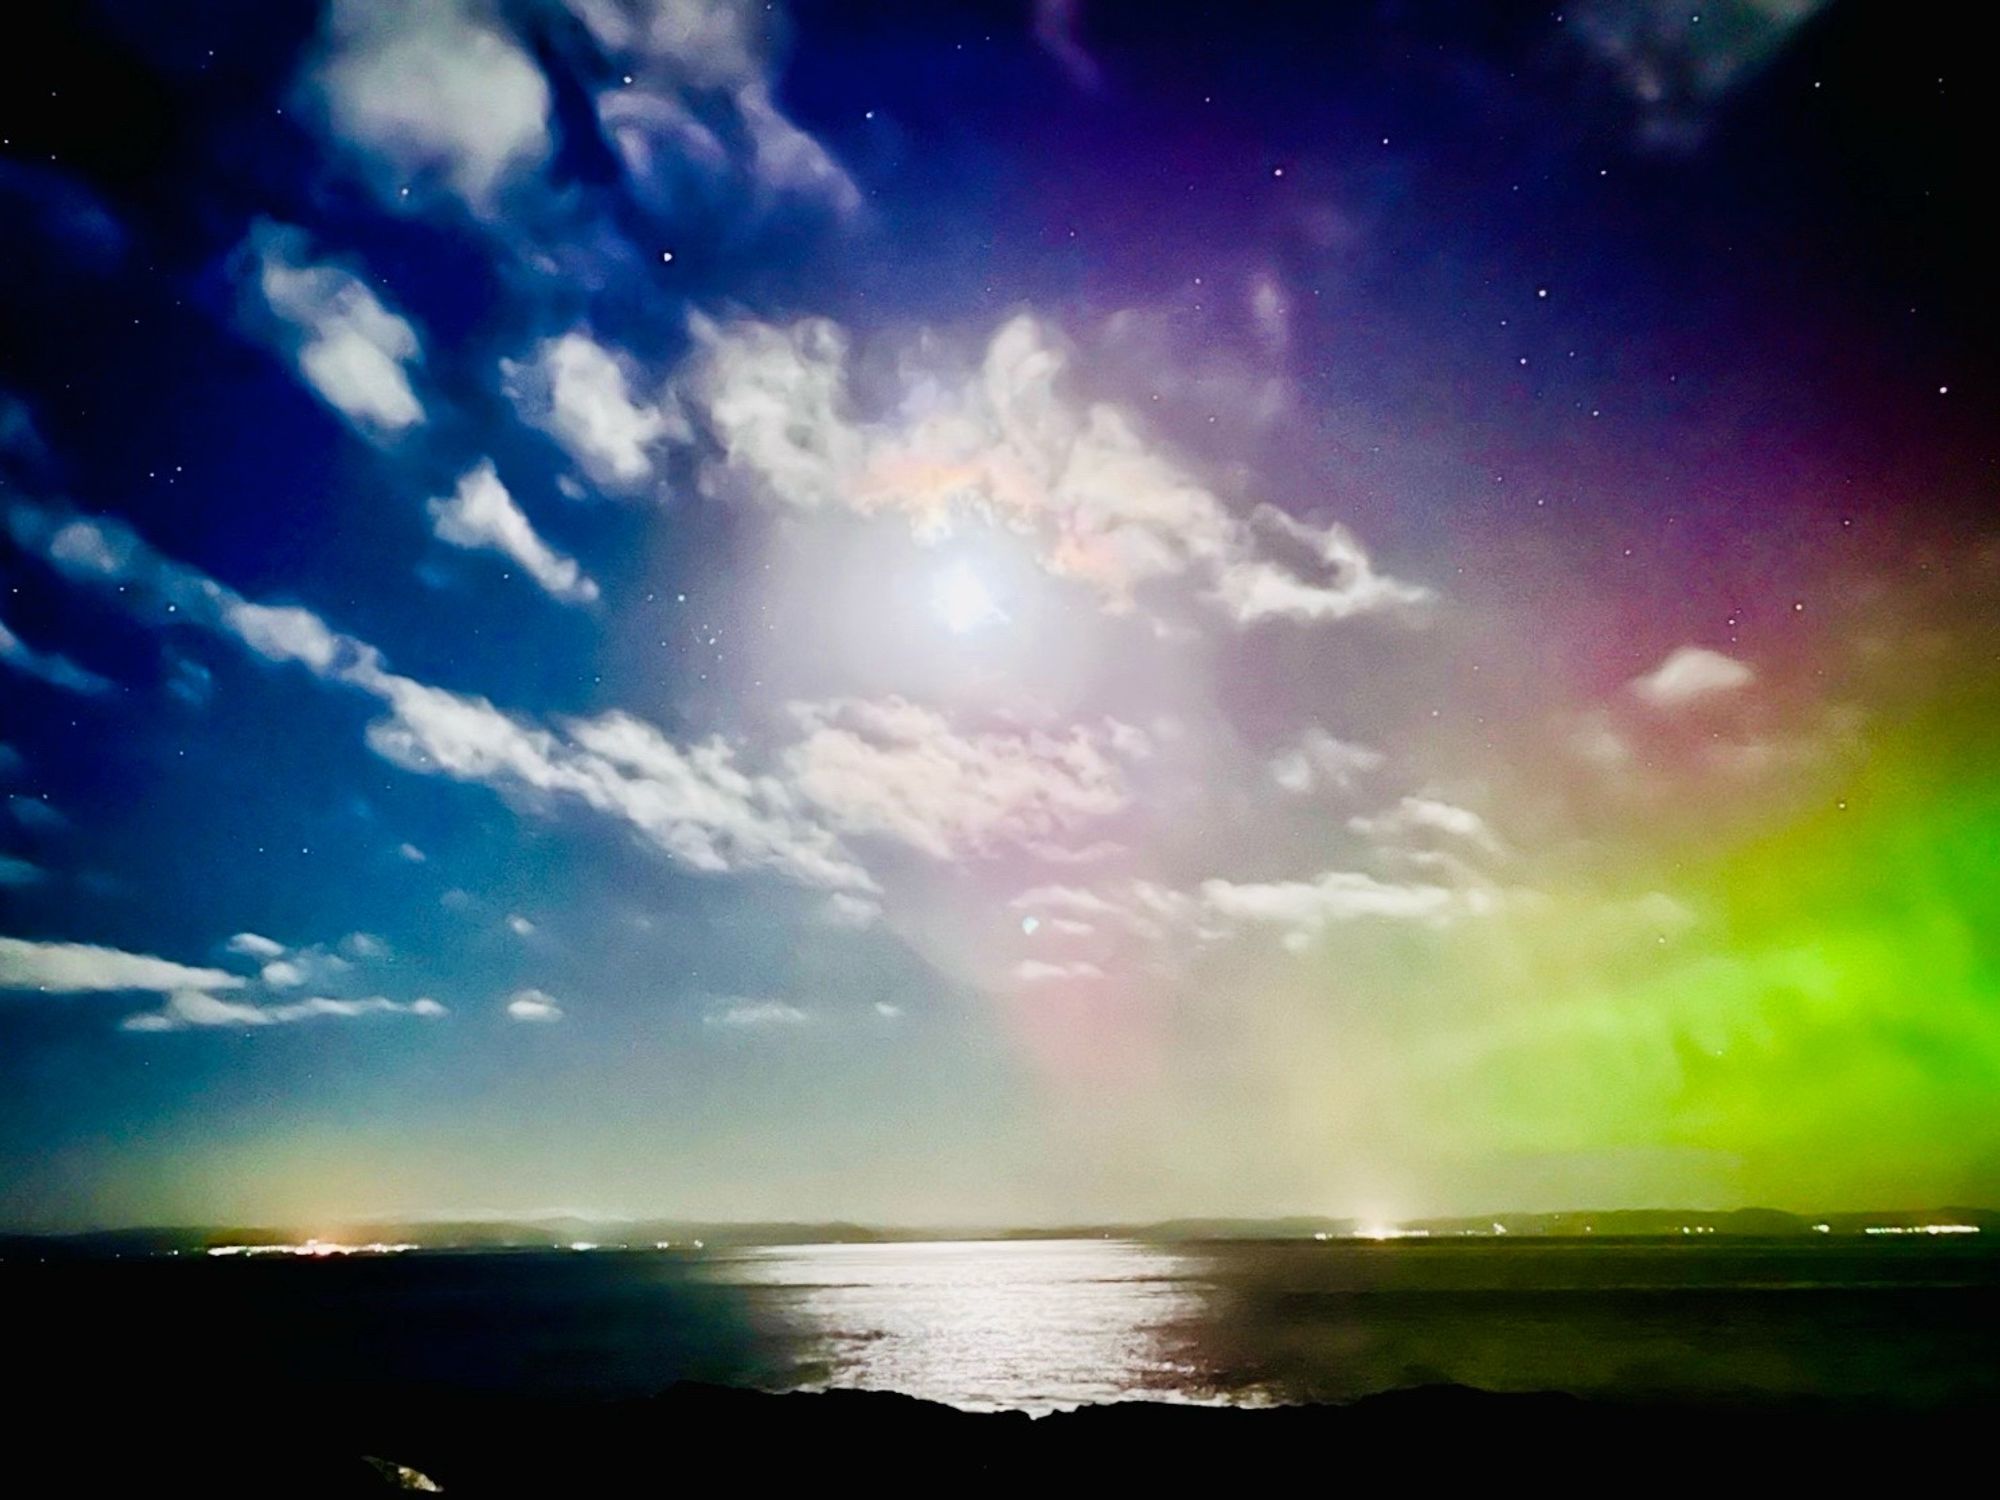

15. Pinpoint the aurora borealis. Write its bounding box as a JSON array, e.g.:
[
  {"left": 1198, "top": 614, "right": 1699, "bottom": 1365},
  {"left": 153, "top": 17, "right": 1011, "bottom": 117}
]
[{"left": 1, "top": 0, "right": 1994, "bottom": 1230}]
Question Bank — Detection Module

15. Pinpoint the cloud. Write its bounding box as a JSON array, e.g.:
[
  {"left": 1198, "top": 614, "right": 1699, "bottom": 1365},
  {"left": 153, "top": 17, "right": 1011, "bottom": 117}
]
[
  {"left": 0, "top": 614, "right": 112, "bottom": 695},
  {"left": 428, "top": 461, "right": 600, "bottom": 604},
  {"left": 1199, "top": 869, "right": 1485, "bottom": 950},
  {"left": 568, "top": 0, "right": 860, "bottom": 212},
  {"left": 703, "top": 997, "right": 809, "bottom": 1027},
  {"left": 340, "top": 932, "right": 391, "bottom": 961},
  {"left": 506, "top": 988, "right": 565, "bottom": 1022},
  {"left": 733, "top": 81, "right": 862, "bottom": 213},
  {"left": 122, "top": 990, "right": 446, "bottom": 1032},
  {"left": 675, "top": 312, "right": 1428, "bottom": 625},
  {"left": 1270, "top": 726, "right": 1384, "bottom": 794},
  {"left": 1013, "top": 958, "right": 1103, "bottom": 983},
  {"left": 1562, "top": 0, "right": 1831, "bottom": 150},
  {"left": 308, "top": 0, "right": 551, "bottom": 213},
  {"left": 0, "top": 856, "right": 44, "bottom": 887},
  {"left": 260, "top": 960, "right": 306, "bottom": 989},
  {"left": 0, "top": 936, "right": 246, "bottom": 995},
  {"left": 226, "top": 932, "right": 286, "bottom": 960},
  {"left": 506, "top": 914, "right": 536, "bottom": 937},
  {"left": 501, "top": 332, "right": 687, "bottom": 492},
  {"left": 1248, "top": 272, "right": 1289, "bottom": 354},
  {"left": 397, "top": 842, "right": 427, "bottom": 863},
  {"left": 822, "top": 891, "right": 883, "bottom": 928},
  {"left": 1349, "top": 796, "right": 1506, "bottom": 861},
  {"left": 1010, "top": 879, "right": 1219, "bottom": 945},
  {"left": 247, "top": 223, "right": 426, "bottom": 440},
  {"left": 7, "top": 498, "right": 876, "bottom": 895},
  {"left": 781, "top": 697, "right": 1138, "bottom": 860},
  {"left": 6, "top": 795, "right": 67, "bottom": 832},
  {"left": 1034, "top": 0, "right": 1103, "bottom": 92},
  {"left": 873, "top": 1000, "right": 903, "bottom": 1018},
  {"left": 1630, "top": 645, "right": 1755, "bottom": 709},
  {"left": 1212, "top": 506, "right": 1433, "bottom": 624}
]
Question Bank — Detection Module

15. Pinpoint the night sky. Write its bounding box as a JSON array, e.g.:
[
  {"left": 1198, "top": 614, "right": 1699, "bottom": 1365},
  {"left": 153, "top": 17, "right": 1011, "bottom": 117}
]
[{"left": 1, "top": 0, "right": 1994, "bottom": 1231}]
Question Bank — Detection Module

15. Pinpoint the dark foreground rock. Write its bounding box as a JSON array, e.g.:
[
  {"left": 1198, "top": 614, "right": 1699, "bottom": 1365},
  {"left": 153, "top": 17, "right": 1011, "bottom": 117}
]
[{"left": 29, "top": 1381, "right": 1995, "bottom": 1495}]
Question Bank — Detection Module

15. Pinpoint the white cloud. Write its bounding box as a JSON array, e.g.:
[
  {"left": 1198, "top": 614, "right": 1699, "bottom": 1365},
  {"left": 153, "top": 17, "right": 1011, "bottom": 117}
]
[
  {"left": 704, "top": 998, "right": 809, "bottom": 1028},
  {"left": 782, "top": 698, "right": 1137, "bottom": 860},
  {"left": 1199, "top": 869, "right": 1482, "bottom": 950},
  {"left": 1630, "top": 645, "right": 1755, "bottom": 709},
  {"left": 1564, "top": 707, "right": 1634, "bottom": 771},
  {"left": 506, "top": 914, "right": 536, "bottom": 937},
  {"left": 1270, "top": 726, "right": 1384, "bottom": 794},
  {"left": 1212, "top": 505, "right": 1433, "bottom": 624},
  {"left": 1010, "top": 884, "right": 1124, "bottom": 920},
  {"left": 501, "top": 332, "right": 687, "bottom": 491},
  {"left": 566, "top": 0, "right": 767, "bottom": 89},
  {"left": 0, "top": 937, "right": 246, "bottom": 994},
  {"left": 1348, "top": 796, "right": 1506, "bottom": 860},
  {"left": 0, "top": 614, "right": 112, "bottom": 695},
  {"left": 1010, "top": 879, "right": 1219, "bottom": 945},
  {"left": 506, "top": 987, "right": 565, "bottom": 1022},
  {"left": 873, "top": 1000, "right": 904, "bottom": 1019},
  {"left": 226, "top": 932, "right": 286, "bottom": 960},
  {"left": 568, "top": 0, "right": 860, "bottom": 211},
  {"left": 224, "top": 599, "right": 349, "bottom": 672},
  {"left": 1013, "top": 958, "right": 1103, "bottom": 983},
  {"left": 1248, "top": 271, "right": 1290, "bottom": 354},
  {"left": 676, "top": 312, "right": 1428, "bottom": 625},
  {"left": 310, "top": 0, "right": 551, "bottom": 212},
  {"left": 340, "top": 932, "right": 391, "bottom": 961},
  {"left": 123, "top": 990, "right": 446, "bottom": 1032},
  {"left": 428, "top": 462, "right": 599, "bottom": 604},
  {"left": 7, "top": 497, "right": 879, "bottom": 894},
  {"left": 260, "top": 959, "right": 306, "bottom": 990},
  {"left": 734, "top": 81, "right": 862, "bottom": 214},
  {"left": 822, "top": 891, "right": 883, "bottom": 928},
  {"left": 249, "top": 224, "right": 425, "bottom": 439},
  {"left": 397, "top": 842, "right": 427, "bottom": 863}
]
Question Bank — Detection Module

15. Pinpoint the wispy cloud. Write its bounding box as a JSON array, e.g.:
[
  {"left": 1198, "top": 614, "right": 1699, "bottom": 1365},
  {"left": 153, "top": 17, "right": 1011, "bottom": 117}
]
[
  {"left": 428, "top": 461, "right": 599, "bottom": 604},
  {"left": 781, "top": 697, "right": 1139, "bottom": 860},
  {"left": 704, "top": 998, "right": 809, "bottom": 1028},
  {"left": 0, "top": 936, "right": 246, "bottom": 995},
  {"left": 1270, "top": 726, "right": 1384, "bottom": 795},
  {"left": 505, "top": 987, "right": 564, "bottom": 1022},
  {"left": 123, "top": 991, "right": 446, "bottom": 1032},
  {"left": 0, "top": 614, "right": 112, "bottom": 696},
  {"left": 245, "top": 222, "right": 426, "bottom": 440}
]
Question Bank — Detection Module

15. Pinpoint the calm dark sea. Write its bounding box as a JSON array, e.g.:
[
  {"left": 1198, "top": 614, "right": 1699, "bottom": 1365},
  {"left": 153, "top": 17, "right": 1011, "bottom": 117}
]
[{"left": 10, "top": 1238, "right": 2000, "bottom": 1413}]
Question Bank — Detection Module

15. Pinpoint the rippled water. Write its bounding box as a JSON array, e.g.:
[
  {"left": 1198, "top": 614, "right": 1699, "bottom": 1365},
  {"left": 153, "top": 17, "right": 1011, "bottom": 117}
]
[
  {"left": 8, "top": 1236, "right": 2000, "bottom": 1414},
  {"left": 710, "top": 1240, "right": 1219, "bottom": 1411}
]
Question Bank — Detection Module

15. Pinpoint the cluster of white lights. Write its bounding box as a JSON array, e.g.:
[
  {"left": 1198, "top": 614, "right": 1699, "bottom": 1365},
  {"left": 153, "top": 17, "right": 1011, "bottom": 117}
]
[
  {"left": 205, "top": 1239, "right": 417, "bottom": 1258},
  {"left": 1863, "top": 1224, "right": 1981, "bottom": 1236}
]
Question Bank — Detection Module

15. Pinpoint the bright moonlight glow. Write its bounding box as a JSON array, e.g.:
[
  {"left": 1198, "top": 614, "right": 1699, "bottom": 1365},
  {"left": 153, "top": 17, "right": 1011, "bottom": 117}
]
[{"left": 932, "top": 563, "right": 1005, "bottom": 634}]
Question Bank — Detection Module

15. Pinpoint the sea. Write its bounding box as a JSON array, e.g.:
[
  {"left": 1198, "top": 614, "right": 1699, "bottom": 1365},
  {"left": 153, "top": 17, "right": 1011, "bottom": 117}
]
[{"left": 10, "top": 1237, "right": 2000, "bottom": 1414}]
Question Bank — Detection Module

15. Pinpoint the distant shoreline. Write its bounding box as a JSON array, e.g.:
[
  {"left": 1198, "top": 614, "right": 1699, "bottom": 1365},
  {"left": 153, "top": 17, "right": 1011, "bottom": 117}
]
[{"left": 4, "top": 1204, "right": 1996, "bottom": 1257}]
